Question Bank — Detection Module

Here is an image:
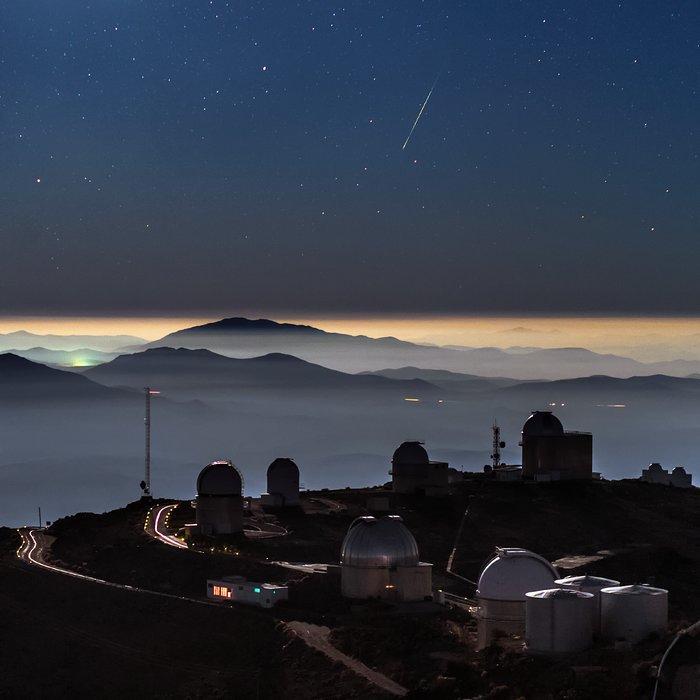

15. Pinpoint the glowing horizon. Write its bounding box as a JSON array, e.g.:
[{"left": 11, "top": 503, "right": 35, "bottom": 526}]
[{"left": 0, "top": 314, "right": 699, "bottom": 362}]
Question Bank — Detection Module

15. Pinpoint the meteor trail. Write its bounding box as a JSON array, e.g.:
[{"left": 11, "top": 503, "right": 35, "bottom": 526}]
[{"left": 402, "top": 73, "right": 441, "bottom": 150}]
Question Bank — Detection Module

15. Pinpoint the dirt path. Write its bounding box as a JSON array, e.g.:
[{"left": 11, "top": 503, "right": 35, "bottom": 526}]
[{"left": 286, "top": 621, "right": 408, "bottom": 697}]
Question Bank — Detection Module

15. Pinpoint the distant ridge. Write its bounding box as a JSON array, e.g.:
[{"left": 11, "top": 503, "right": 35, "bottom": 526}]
[
  {"left": 0, "top": 330, "right": 145, "bottom": 352},
  {"left": 84, "top": 346, "right": 441, "bottom": 398}
]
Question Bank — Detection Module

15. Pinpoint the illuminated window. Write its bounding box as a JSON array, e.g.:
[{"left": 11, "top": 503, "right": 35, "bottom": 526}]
[{"left": 213, "top": 585, "right": 221, "bottom": 596}]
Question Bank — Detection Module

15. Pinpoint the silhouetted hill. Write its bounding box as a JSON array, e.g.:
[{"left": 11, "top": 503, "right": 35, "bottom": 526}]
[
  {"left": 84, "top": 347, "right": 441, "bottom": 398},
  {"left": 360, "top": 366, "right": 523, "bottom": 392},
  {"left": 497, "top": 373, "right": 700, "bottom": 403},
  {"left": 7, "top": 346, "right": 116, "bottom": 368},
  {"left": 0, "top": 353, "right": 122, "bottom": 400}
]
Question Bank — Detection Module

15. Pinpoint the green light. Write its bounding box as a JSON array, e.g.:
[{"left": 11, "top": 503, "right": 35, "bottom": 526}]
[{"left": 254, "top": 587, "right": 261, "bottom": 593}]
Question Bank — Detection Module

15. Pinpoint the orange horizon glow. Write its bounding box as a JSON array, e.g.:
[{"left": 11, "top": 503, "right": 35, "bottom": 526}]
[{"left": 0, "top": 314, "right": 699, "bottom": 357}]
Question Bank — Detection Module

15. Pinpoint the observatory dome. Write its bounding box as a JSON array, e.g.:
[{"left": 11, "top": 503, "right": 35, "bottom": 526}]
[
  {"left": 197, "top": 460, "right": 242, "bottom": 496},
  {"left": 522, "top": 411, "right": 564, "bottom": 437},
  {"left": 478, "top": 548, "right": 558, "bottom": 601},
  {"left": 267, "top": 457, "right": 299, "bottom": 478},
  {"left": 392, "top": 441, "right": 429, "bottom": 465},
  {"left": 341, "top": 516, "right": 420, "bottom": 568}
]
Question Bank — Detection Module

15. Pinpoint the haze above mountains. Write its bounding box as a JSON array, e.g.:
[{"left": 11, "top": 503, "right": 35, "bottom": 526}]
[
  {"left": 6, "top": 317, "right": 700, "bottom": 380},
  {"left": 2, "top": 316, "right": 700, "bottom": 526}
]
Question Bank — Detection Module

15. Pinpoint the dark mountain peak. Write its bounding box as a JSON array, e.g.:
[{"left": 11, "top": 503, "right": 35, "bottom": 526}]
[
  {"left": 0, "top": 352, "right": 40, "bottom": 371},
  {"left": 167, "top": 317, "right": 325, "bottom": 337}
]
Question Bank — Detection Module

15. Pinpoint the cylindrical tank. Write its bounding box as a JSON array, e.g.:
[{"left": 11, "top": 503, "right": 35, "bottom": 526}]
[
  {"left": 600, "top": 584, "right": 668, "bottom": 643},
  {"left": 555, "top": 575, "right": 621, "bottom": 635},
  {"left": 525, "top": 588, "right": 596, "bottom": 654}
]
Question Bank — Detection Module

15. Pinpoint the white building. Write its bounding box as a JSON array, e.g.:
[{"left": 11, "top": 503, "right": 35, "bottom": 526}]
[
  {"left": 641, "top": 463, "right": 693, "bottom": 488},
  {"left": 207, "top": 575, "right": 288, "bottom": 608},
  {"left": 340, "top": 515, "right": 432, "bottom": 602}
]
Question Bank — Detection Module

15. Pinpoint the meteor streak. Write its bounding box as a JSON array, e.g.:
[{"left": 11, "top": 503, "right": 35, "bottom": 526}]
[{"left": 402, "top": 73, "right": 441, "bottom": 150}]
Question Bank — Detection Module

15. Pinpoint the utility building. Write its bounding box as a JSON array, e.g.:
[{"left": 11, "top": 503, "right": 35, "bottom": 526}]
[
  {"left": 195, "top": 460, "right": 244, "bottom": 536},
  {"left": 207, "top": 576, "right": 288, "bottom": 608},
  {"left": 390, "top": 441, "right": 449, "bottom": 495},
  {"left": 261, "top": 457, "right": 300, "bottom": 507},
  {"left": 340, "top": 515, "right": 432, "bottom": 601},
  {"left": 520, "top": 411, "right": 592, "bottom": 481}
]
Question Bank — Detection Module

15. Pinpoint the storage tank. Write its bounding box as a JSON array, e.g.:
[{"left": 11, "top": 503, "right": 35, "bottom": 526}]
[
  {"left": 525, "top": 588, "right": 596, "bottom": 654},
  {"left": 476, "top": 547, "right": 558, "bottom": 648},
  {"left": 555, "top": 575, "right": 621, "bottom": 635},
  {"left": 600, "top": 584, "right": 668, "bottom": 643}
]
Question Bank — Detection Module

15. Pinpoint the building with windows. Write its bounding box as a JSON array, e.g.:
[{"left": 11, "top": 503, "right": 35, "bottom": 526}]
[{"left": 207, "top": 575, "right": 288, "bottom": 608}]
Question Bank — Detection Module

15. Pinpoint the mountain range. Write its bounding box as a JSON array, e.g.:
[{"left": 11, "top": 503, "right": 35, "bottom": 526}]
[{"left": 129, "top": 317, "right": 700, "bottom": 379}]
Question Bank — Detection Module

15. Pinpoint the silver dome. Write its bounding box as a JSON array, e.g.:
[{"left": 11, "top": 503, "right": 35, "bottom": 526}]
[
  {"left": 197, "top": 460, "right": 242, "bottom": 496},
  {"left": 340, "top": 515, "right": 420, "bottom": 568}
]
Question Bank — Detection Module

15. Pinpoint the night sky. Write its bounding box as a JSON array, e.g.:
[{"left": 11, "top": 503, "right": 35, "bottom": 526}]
[{"left": 3, "top": 1, "right": 700, "bottom": 316}]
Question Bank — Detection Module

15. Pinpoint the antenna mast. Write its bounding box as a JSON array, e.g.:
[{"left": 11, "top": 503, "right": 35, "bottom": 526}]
[
  {"left": 491, "top": 421, "right": 506, "bottom": 469},
  {"left": 143, "top": 387, "right": 160, "bottom": 497}
]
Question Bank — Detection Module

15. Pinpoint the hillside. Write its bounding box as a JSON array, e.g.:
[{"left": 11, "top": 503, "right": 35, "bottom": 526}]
[
  {"left": 20, "top": 479, "right": 700, "bottom": 699},
  {"left": 0, "top": 353, "right": 123, "bottom": 400}
]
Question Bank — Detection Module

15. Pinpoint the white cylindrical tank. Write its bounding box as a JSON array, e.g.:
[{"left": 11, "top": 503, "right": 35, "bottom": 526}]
[
  {"left": 476, "top": 548, "right": 559, "bottom": 648},
  {"left": 525, "top": 588, "right": 596, "bottom": 654},
  {"left": 555, "top": 575, "right": 621, "bottom": 635},
  {"left": 600, "top": 584, "right": 668, "bottom": 643}
]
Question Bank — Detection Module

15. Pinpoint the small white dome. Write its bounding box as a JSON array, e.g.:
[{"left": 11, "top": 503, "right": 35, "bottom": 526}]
[{"left": 478, "top": 548, "right": 558, "bottom": 601}]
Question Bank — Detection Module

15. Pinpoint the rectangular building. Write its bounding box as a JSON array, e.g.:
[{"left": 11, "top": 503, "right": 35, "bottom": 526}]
[{"left": 207, "top": 576, "right": 289, "bottom": 608}]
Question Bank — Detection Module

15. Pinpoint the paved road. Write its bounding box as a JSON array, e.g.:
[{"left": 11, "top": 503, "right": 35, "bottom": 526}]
[
  {"left": 145, "top": 503, "right": 189, "bottom": 549},
  {"left": 145, "top": 502, "right": 288, "bottom": 550},
  {"left": 16, "top": 527, "right": 219, "bottom": 606}
]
